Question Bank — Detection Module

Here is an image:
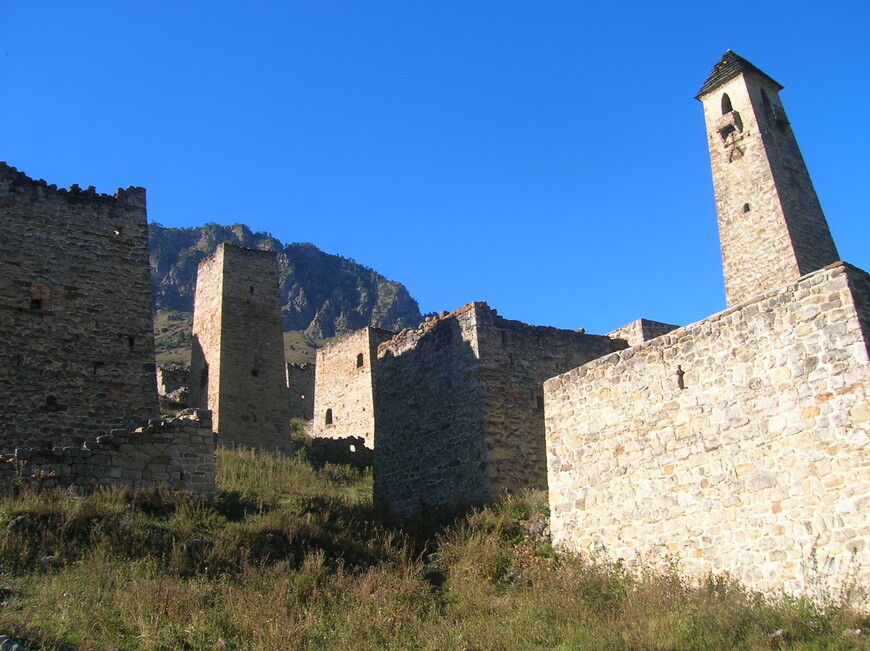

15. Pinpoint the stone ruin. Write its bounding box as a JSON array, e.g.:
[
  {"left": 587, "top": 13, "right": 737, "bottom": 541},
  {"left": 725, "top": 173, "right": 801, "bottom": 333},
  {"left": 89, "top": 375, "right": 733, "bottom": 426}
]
[
  {"left": 3, "top": 50, "right": 867, "bottom": 602},
  {"left": 189, "top": 243, "right": 292, "bottom": 453},
  {"left": 0, "top": 163, "right": 215, "bottom": 494}
]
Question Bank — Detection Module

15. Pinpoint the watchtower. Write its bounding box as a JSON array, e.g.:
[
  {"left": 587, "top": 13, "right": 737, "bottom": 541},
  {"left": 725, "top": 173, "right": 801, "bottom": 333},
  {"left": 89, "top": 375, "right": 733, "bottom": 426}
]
[
  {"left": 189, "top": 243, "right": 291, "bottom": 452},
  {"left": 696, "top": 51, "right": 839, "bottom": 306}
]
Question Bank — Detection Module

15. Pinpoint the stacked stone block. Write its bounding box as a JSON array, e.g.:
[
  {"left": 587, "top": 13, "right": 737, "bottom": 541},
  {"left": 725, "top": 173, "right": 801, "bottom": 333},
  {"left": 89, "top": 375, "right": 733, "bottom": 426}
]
[
  {"left": 190, "top": 244, "right": 291, "bottom": 452},
  {"left": 374, "top": 302, "right": 622, "bottom": 517},
  {"left": 545, "top": 262, "right": 870, "bottom": 600},
  {"left": 313, "top": 327, "right": 394, "bottom": 447},
  {"left": 0, "top": 410, "right": 216, "bottom": 494},
  {"left": 0, "top": 163, "right": 158, "bottom": 450},
  {"left": 606, "top": 318, "right": 679, "bottom": 347}
]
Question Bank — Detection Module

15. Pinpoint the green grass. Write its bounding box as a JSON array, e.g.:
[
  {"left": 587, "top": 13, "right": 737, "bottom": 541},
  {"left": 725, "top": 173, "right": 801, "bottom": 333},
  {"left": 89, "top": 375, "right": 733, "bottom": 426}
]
[{"left": 0, "top": 448, "right": 866, "bottom": 650}]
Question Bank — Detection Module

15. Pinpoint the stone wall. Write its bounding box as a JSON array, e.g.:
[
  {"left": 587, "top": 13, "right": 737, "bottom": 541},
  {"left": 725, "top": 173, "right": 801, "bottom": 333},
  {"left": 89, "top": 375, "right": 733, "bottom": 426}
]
[
  {"left": 190, "top": 244, "right": 291, "bottom": 452},
  {"left": 545, "top": 262, "right": 870, "bottom": 600},
  {"left": 0, "top": 163, "right": 158, "bottom": 451},
  {"left": 374, "top": 302, "right": 622, "bottom": 518},
  {"left": 156, "top": 367, "right": 190, "bottom": 397},
  {"left": 313, "top": 327, "right": 393, "bottom": 447},
  {"left": 607, "top": 318, "right": 679, "bottom": 347},
  {"left": 286, "top": 362, "right": 315, "bottom": 420},
  {"left": 0, "top": 410, "right": 216, "bottom": 494}
]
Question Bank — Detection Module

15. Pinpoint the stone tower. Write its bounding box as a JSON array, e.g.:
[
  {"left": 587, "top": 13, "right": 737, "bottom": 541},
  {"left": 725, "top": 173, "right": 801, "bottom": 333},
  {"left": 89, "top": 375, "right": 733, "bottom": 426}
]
[
  {"left": 190, "top": 243, "right": 291, "bottom": 452},
  {"left": 0, "top": 164, "right": 158, "bottom": 450},
  {"left": 696, "top": 51, "right": 839, "bottom": 307}
]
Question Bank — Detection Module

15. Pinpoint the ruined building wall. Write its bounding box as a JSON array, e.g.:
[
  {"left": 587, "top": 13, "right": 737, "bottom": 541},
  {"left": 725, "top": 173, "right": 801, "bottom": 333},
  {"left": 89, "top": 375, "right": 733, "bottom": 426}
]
[
  {"left": 374, "top": 302, "right": 623, "bottom": 517},
  {"left": 545, "top": 263, "right": 870, "bottom": 599},
  {"left": 286, "top": 362, "right": 314, "bottom": 421},
  {"left": 474, "top": 309, "right": 622, "bottom": 494},
  {"left": 0, "top": 410, "right": 215, "bottom": 495},
  {"left": 312, "top": 327, "right": 393, "bottom": 448},
  {"left": 0, "top": 163, "right": 158, "bottom": 450},
  {"left": 375, "top": 305, "right": 486, "bottom": 516},
  {"left": 607, "top": 318, "right": 680, "bottom": 347},
  {"left": 190, "top": 244, "right": 291, "bottom": 452}
]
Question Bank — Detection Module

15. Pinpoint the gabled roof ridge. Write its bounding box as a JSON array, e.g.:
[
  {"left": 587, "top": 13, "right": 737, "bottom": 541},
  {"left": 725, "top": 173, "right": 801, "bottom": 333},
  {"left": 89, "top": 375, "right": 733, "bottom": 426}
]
[{"left": 695, "top": 50, "right": 783, "bottom": 99}]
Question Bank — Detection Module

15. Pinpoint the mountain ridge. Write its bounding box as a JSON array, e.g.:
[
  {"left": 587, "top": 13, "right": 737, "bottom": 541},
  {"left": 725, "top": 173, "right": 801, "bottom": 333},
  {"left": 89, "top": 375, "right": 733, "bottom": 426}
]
[{"left": 149, "top": 223, "right": 424, "bottom": 363}]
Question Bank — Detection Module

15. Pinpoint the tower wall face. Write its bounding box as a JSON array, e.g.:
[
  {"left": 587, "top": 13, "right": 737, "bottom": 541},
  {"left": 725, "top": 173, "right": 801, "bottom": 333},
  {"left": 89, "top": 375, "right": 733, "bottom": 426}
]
[
  {"left": 0, "top": 164, "right": 158, "bottom": 450},
  {"left": 700, "top": 73, "right": 838, "bottom": 306},
  {"left": 312, "top": 327, "right": 393, "bottom": 448},
  {"left": 190, "top": 244, "right": 290, "bottom": 452}
]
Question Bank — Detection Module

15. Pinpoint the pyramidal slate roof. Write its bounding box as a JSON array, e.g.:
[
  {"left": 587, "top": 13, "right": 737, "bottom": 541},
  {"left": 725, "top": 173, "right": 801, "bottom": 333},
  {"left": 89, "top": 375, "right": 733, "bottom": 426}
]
[{"left": 695, "top": 50, "right": 783, "bottom": 99}]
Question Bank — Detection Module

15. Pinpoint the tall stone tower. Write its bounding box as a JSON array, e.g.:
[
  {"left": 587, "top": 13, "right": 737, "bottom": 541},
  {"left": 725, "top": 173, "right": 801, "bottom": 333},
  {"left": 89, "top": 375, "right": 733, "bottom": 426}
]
[
  {"left": 189, "top": 243, "right": 291, "bottom": 452},
  {"left": 697, "top": 51, "right": 839, "bottom": 306}
]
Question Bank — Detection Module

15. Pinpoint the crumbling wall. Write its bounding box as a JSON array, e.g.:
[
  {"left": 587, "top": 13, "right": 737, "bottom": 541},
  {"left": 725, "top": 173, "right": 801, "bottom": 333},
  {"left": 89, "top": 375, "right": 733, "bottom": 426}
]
[
  {"left": 157, "top": 367, "right": 190, "bottom": 397},
  {"left": 313, "top": 327, "right": 393, "bottom": 447},
  {"left": 374, "top": 302, "right": 623, "bottom": 518},
  {"left": 0, "top": 163, "right": 158, "bottom": 451},
  {"left": 607, "top": 318, "right": 680, "bottom": 347},
  {"left": 545, "top": 262, "right": 870, "bottom": 600},
  {"left": 475, "top": 309, "right": 622, "bottom": 494},
  {"left": 190, "top": 244, "right": 291, "bottom": 452},
  {"left": 0, "top": 410, "right": 215, "bottom": 494},
  {"left": 286, "top": 362, "right": 315, "bottom": 420},
  {"left": 375, "top": 304, "right": 486, "bottom": 517}
]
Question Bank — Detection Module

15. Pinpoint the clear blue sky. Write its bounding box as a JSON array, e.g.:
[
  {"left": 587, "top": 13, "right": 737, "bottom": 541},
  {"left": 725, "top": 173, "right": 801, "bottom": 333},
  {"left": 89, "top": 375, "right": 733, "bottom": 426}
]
[{"left": 3, "top": 2, "right": 867, "bottom": 334}]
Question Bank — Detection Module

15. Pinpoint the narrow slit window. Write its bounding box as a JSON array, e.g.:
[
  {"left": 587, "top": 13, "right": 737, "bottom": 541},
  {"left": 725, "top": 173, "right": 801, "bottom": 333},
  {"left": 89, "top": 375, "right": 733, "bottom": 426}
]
[{"left": 325, "top": 408, "right": 333, "bottom": 425}]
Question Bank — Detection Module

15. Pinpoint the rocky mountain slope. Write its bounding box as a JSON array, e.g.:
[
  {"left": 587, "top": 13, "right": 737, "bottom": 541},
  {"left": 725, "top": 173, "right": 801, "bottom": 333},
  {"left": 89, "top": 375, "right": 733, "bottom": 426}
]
[{"left": 149, "top": 223, "right": 424, "bottom": 364}]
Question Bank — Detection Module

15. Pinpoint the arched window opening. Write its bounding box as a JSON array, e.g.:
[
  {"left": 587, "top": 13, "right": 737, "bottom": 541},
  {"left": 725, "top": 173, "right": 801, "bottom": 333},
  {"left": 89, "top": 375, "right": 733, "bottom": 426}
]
[
  {"left": 721, "top": 93, "right": 733, "bottom": 115},
  {"left": 356, "top": 353, "right": 364, "bottom": 369},
  {"left": 325, "top": 408, "right": 333, "bottom": 425},
  {"left": 742, "top": 203, "right": 751, "bottom": 213}
]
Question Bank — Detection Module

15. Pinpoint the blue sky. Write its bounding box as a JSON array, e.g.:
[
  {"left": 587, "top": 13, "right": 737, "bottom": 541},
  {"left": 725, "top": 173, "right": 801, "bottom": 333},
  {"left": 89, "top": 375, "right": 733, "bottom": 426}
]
[{"left": 2, "top": 2, "right": 867, "bottom": 334}]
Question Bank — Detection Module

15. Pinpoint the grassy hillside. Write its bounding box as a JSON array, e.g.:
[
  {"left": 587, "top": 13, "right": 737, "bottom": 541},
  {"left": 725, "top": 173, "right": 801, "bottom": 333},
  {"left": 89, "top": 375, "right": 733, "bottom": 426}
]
[{"left": 0, "top": 444, "right": 866, "bottom": 649}]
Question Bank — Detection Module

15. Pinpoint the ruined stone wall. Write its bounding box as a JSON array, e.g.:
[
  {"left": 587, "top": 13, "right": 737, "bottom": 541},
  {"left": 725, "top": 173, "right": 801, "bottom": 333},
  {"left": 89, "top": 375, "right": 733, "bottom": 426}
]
[
  {"left": 156, "top": 367, "right": 190, "bottom": 396},
  {"left": 286, "top": 362, "right": 314, "bottom": 420},
  {"left": 475, "top": 308, "right": 622, "bottom": 495},
  {"left": 0, "top": 163, "right": 158, "bottom": 451},
  {"left": 607, "top": 318, "right": 680, "bottom": 347},
  {"left": 375, "top": 304, "right": 486, "bottom": 516},
  {"left": 190, "top": 244, "right": 291, "bottom": 452},
  {"left": 374, "top": 302, "right": 622, "bottom": 518},
  {"left": 545, "top": 262, "right": 870, "bottom": 600},
  {"left": 0, "top": 410, "right": 215, "bottom": 494},
  {"left": 313, "top": 327, "right": 393, "bottom": 447}
]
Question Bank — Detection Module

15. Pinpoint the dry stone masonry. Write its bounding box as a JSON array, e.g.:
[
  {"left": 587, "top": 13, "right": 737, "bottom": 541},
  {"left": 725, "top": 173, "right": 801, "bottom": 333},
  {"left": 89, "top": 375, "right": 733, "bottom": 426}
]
[
  {"left": 0, "top": 163, "right": 158, "bottom": 450},
  {"left": 374, "top": 302, "right": 623, "bottom": 517},
  {"left": 545, "top": 52, "right": 870, "bottom": 602},
  {"left": 313, "top": 327, "right": 394, "bottom": 448},
  {"left": 190, "top": 243, "right": 291, "bottom": 452},
  {"left": 0, "top": 410, "right": 215, "bottom": 494}
]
